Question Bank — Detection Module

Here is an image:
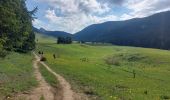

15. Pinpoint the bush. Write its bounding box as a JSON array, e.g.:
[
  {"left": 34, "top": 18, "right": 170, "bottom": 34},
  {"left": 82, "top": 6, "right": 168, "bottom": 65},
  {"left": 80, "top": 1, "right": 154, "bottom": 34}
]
[
  {"left": 144, "top": 90, "right": 148, "bottom": 95},
  {"left": 0, "top": 43, "right": 8, "bottom": 58},
  {"left": 0, "top": 49, "right": 8, "bottom": 58},
  {"left": 160, "top": 95, "right": 170, "bottom": 99},
  {"left": 105, "top": 57, "right": 120, "bottom": 66},
  {"left": 119, "top": 53, "right": 146, "bottom": 62}
]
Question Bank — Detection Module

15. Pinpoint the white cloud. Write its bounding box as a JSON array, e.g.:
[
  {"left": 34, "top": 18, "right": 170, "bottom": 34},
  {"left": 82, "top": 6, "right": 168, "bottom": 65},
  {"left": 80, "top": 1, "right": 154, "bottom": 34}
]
[
  {"left": 44, "top": 9, "right": 118, "bottom": 33},
  {"left": 35, "top": 0, "right": 110, "bottom": 15},
  {"left": 32, "top": 0, "right": 170, "bottom": 33},
  {"left": 120, "top": 14, "right": 133, "bottom": 20},
  {"left": 33, "top": 0, "right": 116, "bottom": 33},
  {"left": 126, "top": 0, "right": 170, "bottom": 18},
  {"left": 33, "top": 19, "right": 46, "bottom": 29}
]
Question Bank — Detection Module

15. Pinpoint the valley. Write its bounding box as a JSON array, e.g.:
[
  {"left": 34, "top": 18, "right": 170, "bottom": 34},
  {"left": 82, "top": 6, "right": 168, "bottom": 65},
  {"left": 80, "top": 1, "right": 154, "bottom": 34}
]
[
  {"left": 1, "top": 1, "right": 170, "bottom": 99},
  {"left": 36, "top": 34, "right": 170, "bottom": 100}
]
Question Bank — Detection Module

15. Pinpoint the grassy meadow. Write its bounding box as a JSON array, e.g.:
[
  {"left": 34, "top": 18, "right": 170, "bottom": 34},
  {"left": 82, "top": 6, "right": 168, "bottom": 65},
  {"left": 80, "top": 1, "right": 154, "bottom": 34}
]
[
  {"left": 0, "top": 33, "right": 56, "bottom": 99},
  {"left": 36, "top": 34, "right": 170, "bottom": 100},
  {"left": 0, "top": 52, "right": 37, "bottom": 99},
  {"left": 35, "top": 33, "right": 57, "bottom": 44}
]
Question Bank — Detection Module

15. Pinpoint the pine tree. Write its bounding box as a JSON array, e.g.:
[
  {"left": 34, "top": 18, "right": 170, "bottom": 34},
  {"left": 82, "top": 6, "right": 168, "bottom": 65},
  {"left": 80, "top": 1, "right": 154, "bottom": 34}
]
[{"left": 0, "top": 0, "right": 37, "bottom": 54}]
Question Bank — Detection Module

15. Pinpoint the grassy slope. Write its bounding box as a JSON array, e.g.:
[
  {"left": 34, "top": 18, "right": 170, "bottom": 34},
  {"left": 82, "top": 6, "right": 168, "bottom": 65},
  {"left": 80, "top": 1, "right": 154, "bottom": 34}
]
[
  {"left": 35, "top": 33, "right": 57, "bottom": 44},
  {"left": 0, "top": 52, "right": 37, "bottom": 98},
  {"left": 36, "top": 34, "right": 170, "bottom": 100}
]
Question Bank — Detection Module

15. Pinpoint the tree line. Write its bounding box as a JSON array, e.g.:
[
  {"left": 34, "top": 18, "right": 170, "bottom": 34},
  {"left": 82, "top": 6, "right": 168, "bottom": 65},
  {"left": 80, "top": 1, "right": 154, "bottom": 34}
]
[
  {"left": 0, "top": 0, "right": 37, "bottom": 57},
  {"left": 57, "top": 37, "right": 72, "bottom": 44}
]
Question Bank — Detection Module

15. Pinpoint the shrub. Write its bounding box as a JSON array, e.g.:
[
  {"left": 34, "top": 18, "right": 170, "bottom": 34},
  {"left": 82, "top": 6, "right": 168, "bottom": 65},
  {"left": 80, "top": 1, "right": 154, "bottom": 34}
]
[
  {"left": 160, "top": 95, "right": 170, "bottom": 99},
  {"left": 0, "top": 45, "right": 8, "bottom": 58},
  {"left": 84, "top": 86, "right": 95, "bottom": 96},
  {"left": 144, "top": 90, "right": 148, "bottom": 95},
  {"left": 105, "top": 57, "right": 120, "bottom": 66},
  {"left": 120, "top": 53, "right": 146, "bottom": 62}
]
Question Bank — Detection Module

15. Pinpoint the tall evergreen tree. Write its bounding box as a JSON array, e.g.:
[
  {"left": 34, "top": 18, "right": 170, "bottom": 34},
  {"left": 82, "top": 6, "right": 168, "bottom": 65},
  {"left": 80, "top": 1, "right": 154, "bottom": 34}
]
[{"left": 0, "top": 0, "right": 37, "bottom": 54}]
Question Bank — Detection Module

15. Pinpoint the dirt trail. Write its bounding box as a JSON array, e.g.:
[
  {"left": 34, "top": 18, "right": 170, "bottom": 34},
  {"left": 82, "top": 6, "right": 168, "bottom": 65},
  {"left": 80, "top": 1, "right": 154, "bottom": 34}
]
[
  {"left": 33, "top": 53, "right": 76, "bottom": 100},
  {"left": 29, "top": 54, "right": 54, "bottom": 100},
  {"left": 14, "top": 53, "right": 54, "bottom": 100},
  {"left": 12, "top": 52, "right": 86, "bottom": 100}
]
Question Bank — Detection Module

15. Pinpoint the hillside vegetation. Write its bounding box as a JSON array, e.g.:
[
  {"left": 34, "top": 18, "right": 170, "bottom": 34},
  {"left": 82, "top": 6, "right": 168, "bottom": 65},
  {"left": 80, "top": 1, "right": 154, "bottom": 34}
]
[{"left": 36, "top": 37, "right": 170, "bottom": 100}]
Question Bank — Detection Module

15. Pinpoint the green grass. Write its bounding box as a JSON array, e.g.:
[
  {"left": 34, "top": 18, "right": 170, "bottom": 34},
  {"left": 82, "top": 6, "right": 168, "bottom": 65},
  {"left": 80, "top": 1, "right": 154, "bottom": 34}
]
[
  {"left": 40, "top": 95, "right": 45, "bottom": 100},
  {"left": 35, "top": 33, "right": 57, "bottom": 44},
  {"left": 0, "top": 52, "right": 37, "bottom": 98},
  {"left": 39, "top": 63, "right": 58, "bottom": 88},
  {"left": 35, "top": 34, "right": 170, "bottom": 100}
]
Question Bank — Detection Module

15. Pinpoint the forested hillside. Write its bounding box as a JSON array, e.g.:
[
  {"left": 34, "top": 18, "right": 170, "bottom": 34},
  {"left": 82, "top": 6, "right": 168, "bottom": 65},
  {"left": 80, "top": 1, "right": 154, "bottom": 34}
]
[
  {"left": 0, "top": 0, "right": 36, "bottom": 55},
  {"left": 74, "top": 11, "right": 170, "bottom": 49}
]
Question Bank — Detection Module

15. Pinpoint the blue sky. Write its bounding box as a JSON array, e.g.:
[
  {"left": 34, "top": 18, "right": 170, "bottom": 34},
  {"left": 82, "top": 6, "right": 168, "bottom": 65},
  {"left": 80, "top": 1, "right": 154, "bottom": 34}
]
[{"left": 26, "top": 0, "right": 170, "bottom": 34}]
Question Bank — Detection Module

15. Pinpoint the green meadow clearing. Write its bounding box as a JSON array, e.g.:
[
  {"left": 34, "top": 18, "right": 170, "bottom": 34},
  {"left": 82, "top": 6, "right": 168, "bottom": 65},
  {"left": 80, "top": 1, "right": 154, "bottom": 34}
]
[
  {"left": 35, "top": 33, "right": 57, "bottom": 44},
  {"left": 36, "top": 34, "right": 170, "bottom": 100},
  {"left": 0, "top": 33, "right": 170, "bottom": 100},
  {"left": 0, "top": 52, "right": 37, "bottom": 99}
]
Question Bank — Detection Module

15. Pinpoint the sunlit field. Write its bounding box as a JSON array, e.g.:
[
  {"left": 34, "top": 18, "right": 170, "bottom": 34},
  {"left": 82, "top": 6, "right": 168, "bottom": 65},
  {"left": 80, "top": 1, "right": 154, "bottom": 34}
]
[{"left": 36, "top": 35, "right": 170, "bottom": 100}]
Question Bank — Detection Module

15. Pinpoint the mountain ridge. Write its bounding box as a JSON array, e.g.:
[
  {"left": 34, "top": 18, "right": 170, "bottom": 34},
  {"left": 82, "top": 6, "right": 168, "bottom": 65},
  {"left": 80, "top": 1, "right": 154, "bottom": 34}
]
[
  {"left": 33, "top": 27, "right": 73, "bottom": 38},
  {"left": 74, "top": 11, "right": 170, "bottom": 49}
]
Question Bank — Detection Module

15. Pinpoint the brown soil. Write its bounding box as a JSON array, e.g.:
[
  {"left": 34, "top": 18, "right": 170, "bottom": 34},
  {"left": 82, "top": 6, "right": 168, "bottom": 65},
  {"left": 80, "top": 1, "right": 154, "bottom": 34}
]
[{"left": 8, "top": 52, "right": 87, "bottom": 100}]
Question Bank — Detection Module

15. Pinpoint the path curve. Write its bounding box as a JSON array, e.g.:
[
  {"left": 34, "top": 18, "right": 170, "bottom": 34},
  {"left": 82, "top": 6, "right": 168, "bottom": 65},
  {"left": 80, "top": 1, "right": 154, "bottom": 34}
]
[{"left": 33, "top": 52, "right": 76, "bottom": 100}]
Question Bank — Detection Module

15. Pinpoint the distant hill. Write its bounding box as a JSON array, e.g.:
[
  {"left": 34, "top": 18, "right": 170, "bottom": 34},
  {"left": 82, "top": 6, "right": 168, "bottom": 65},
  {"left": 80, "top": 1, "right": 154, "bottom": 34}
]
[
  {"left": 33, "top": 27, "right": 72, "bottom": 38},
  {"left": 74, "top": 11, "right": 170, "bottom": 49}
]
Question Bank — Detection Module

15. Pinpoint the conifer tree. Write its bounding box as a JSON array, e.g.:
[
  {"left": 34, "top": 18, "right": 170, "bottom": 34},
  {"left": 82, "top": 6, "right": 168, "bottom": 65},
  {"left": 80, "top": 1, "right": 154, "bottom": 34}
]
[{"left": 0, "top": 0, "right": 37, "bottom": 54}]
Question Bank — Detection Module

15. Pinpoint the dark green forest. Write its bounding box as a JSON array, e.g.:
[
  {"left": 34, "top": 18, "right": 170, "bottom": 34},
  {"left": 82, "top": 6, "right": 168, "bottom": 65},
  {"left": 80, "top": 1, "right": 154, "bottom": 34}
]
[
  {"left": 0, "top": 0, "right": 36, "bottom": 56},
  {"left": 57, "top": 37, "right": 72, "bottom": 44}
]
